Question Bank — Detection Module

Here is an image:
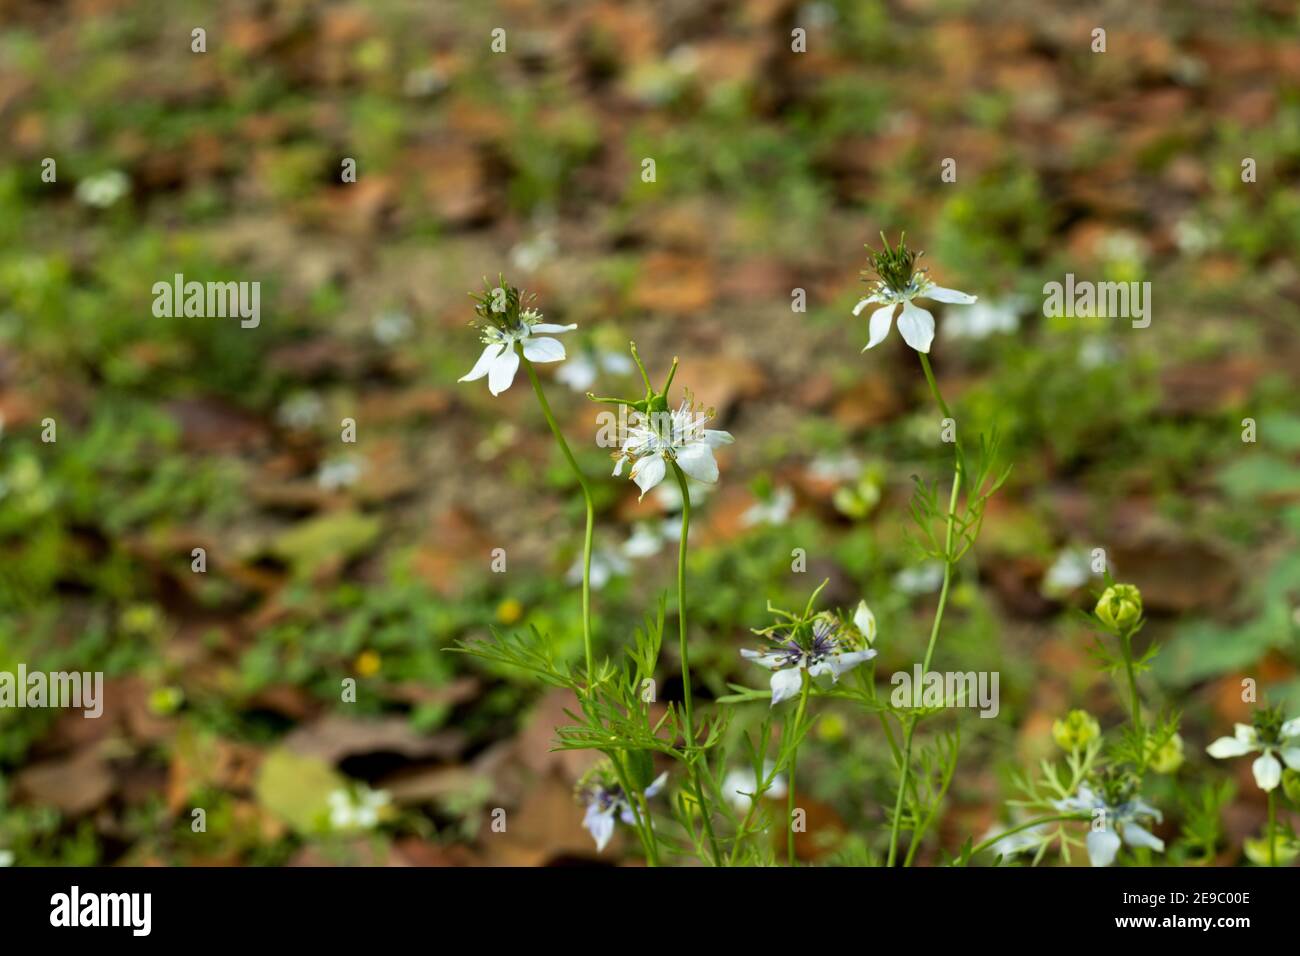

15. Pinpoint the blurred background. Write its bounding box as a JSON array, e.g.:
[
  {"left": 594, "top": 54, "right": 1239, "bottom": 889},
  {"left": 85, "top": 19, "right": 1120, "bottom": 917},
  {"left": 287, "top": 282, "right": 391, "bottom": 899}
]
[{"left": 1, "top": 0, "right": 1298, "bottom": 866}]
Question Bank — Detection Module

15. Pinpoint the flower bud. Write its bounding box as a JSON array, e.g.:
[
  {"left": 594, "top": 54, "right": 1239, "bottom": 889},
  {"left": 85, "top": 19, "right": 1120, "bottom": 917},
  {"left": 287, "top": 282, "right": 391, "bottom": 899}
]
[
  {"left": 1146, "top": 732, "right": 1184, "bottom": 774},
  {"left": 1095, "top": 583, "right": 1142, "bottom": 633},
  {"left": 1052, "top": 709, "right": 1101, "bottom": 751}
]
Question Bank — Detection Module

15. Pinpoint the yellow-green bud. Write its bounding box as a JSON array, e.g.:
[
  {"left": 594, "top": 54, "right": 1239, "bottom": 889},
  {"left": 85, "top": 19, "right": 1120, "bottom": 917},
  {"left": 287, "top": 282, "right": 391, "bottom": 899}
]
[
  {"left": 1095, "top": 583, "right": 1143, "bottom": 633},
  {"left": 1052, "top": 709, "right": 1101, "bottom": 751},
  {"left": 1146, "top": 732, "right": 1184, "bottom": 774}
]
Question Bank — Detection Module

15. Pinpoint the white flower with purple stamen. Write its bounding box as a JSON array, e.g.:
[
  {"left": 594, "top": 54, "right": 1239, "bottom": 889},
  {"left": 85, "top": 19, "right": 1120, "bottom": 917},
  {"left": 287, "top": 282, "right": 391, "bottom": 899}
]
[
  {"left": 742, "top": 605, "right": 877, "bottom": 707},
  {"left": 459, "top": 281, "right": 576, "bottom": 396},
  {"left": 1052, "top": 784, "right": 1164, "bottom": 867},
  {"left": 580, "top": 771, "right": 668, "bottom": 852}
]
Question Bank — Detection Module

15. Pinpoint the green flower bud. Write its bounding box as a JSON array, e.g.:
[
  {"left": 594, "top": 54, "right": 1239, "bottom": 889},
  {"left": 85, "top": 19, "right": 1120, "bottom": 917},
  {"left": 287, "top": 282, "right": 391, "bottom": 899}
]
[
  {"left": 1146, "top": 732, "right": 1184, "bottom": 774},
  {"left": 1052, "top": 709, "right": 1101, "bottom": 751},
  {"left": 1283, "top": 768, "right": 1300, "bottom": 805},
  {"left": 1095, "top": 583, "right": 1143, "bottom": 633}
]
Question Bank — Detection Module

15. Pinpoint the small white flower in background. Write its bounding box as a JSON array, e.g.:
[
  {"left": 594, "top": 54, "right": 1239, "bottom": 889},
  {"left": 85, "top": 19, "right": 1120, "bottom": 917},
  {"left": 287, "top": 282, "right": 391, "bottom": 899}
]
[
  {"left": 316, "top": 456, "right": 362, "bottom": 491},
  {"left": 621, "top": 523, "right": 664, "bottom": 559},
  {"left": 567, "top": 548, "right": 629, "bottom": 590},
  {"left": 742, "top": 486, "right": 794, "bottom": 527},
  {"left": 853, "top": 235, "right": 977, "bottom": 354},
  {"left": 612, "top": 398, "right": 734, "bottom": 501},
  {"left": 1077, "top": 336, "right": 1118, "bottom": 369},
  {"left": 742, "top": 606, "right": 877, "bottom": 707},
  {"left": 0, "top": 849, "right": 13, "bottom": 867},
  {"left": 276, "top": 392, "right": 325, "bottom": 429},
  {"left": 556, "top": 350, "right": 635, "bottom": 393},
  {"left": 1041, "top": 547, "right": 1093, "bottom": 597},
  {"left": 808, "top": 453, "right": 860, "bottom": 482},
  {"left": 579, "top": 769, "right": 668, "bottom": 852},
  {"left": 652, "top": 476, "right": 713, "bottom": 515},
  {"left": 1053, "top": 784, "right": 1164, "bottom": 867},
  {"left": 76, "top": 170, "right": 130, "bottom": 208},
  {"left": 509, "top": 228, "right": 559, "bottom": 274},
  {"left": 894, "top": 561, "right": 944, "bottom": 596},
  {"left": 328, "top": 785, "right": 391, "bottom": 832},
  {"left": 372, "top": 309, "right": 414, "bottom": 345},
  {"left": 459, "top": 280, "right": 576, "bottom": 396},
  {"left": 942, "top": 297, "right": 1023, "bottom": 341},
  {"left": 1206, "top": 710, "right": 1300, "bottom": 792},
  {"left": 723, "top": 761, "right": 787, "bottom": 812}
]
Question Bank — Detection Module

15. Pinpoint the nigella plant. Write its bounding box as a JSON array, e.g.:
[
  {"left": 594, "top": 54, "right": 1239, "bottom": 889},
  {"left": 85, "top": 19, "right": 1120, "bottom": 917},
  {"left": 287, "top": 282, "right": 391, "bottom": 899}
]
[
  {"left": 723, "top": 582, "right": 882, "bottom": 865},
  {"left": 453, "top": 309, "right": 735, "bottom": 867},
  {"left": 1207, "top": 705, "right": 1300, "bottom": 866},
  {"left": 849, "top": 235, "right": 1006, "bottom": 867}
]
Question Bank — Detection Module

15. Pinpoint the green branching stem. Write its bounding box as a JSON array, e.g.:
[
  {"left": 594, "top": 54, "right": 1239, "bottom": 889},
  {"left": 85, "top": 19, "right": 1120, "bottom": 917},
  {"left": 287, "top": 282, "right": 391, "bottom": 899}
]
[
  {"left": 521, "top": 351, "right": 594, "bottom": 684},
  {"left": 671, "top": 461, "right": 723, "bottom": 866},
  {"left": 787, "top": 669, "right": 813, "bottom": 866}
]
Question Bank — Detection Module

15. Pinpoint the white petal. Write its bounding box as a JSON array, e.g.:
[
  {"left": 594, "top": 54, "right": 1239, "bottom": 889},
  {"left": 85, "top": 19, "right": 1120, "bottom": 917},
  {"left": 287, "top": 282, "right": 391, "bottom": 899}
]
[
  {"left": 1252, "top": 752, "right": 1282, "bottom": 791},
  {"left": 853, "top": 601, "right": 876, "bottom": 644},
  {"left": 1207, "top": 735, "right": 1255, "bottom": 759},
  {"left": 644, "top": 771, "right": 669, "bottom": 798},
  {"left": 1123, "top": 822, "right": 1164, "bottom": 853},
  {"left": 897, "top": 300, "right": 936, "bottom": 353},
  {"left": 459, "top": 343, "right": 504, "bottom": 383},
  {"left": 769, "top": 667, "right": 803, "bottom": 706},
  {"left": 862, "top": 304, "right": 895, "bottom": 350},
  {"left": 741, "top": 648, "right": 786, "bottom": 670},
  {"left": 1279, "top": 746, "right": 1300, "bottom": 770},
  {"left": 630, "top": 453, "right": 667, "bottom": 499},
  {"left": 1234, "top": 723, "right": 1258, "bottom": 745},
  {"left": 612, "top": 456, "right": 626, "bottom": 477},
  {"left": 925, "top": 285, "right": 977, "bottom": 304},
  {"left": 703, "top": 429, "right": 734, "bottom": 447},
  {"left": 522, "top": 336, "right": 566, "bottom": 363},
  {"left": 852, "top": 294, "right": 884, "bottom": 316},
  {"left": 584, "top": 806, "right": 616, "bottom": 852},
  {"left": 1086, "top": 828, "right": 1121, "bottom": 867},
  {"left": 1281, "top": 717, "right": 1300, "bottom": 737},
  {"left": 820, "top": 649, "right": 876, "bottom": 681},
  {"left": 487, "top": 347, "right": 520, "bottom": 395},
  {"left": 529, "top": 323, "right": 577, "bottom": 334},
  {"left": 674, "top": 442, "right": 720, "bottom": 484}
]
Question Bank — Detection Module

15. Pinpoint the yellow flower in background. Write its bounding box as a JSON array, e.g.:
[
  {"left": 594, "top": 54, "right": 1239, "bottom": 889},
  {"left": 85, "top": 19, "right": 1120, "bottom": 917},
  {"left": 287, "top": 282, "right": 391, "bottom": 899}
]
[
  {"left": 496, "top": 597, "right": 524, "bottom": 625},
  {"left": 1052, "top": 709, "right": 1101, "bottom": 751},
  {"left": 817, "top": 712, "right": 847, "bottom": 744},
  {"left": 355, "top": 650, "right": 382, "bottom": 677},
  {"left": 1147, "top": 732, "right": 1185, "bottom": 774}
]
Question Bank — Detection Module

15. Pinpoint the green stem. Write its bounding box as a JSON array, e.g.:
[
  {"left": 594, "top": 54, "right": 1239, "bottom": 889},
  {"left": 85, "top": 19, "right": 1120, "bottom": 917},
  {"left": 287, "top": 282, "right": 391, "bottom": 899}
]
[
  {"left": 1119, "top": 631, "right": 1145, "bottom": 758},
  {"left": 965, "top": 814, "right": 1090, "bottom": 859},
  {"left": 1267, "top": 789, "right": 1277, "bottom": 868},
  {"left": 609, "top": 753, "right": 658, "bottom": 866},
  {"left": 670, "top": 462, "right": 722, "bottom": 866},
  {"left": 787, "top": 670, "right": 813, "bottom": 866},
  {"left": 887, "top": 351, "right": 962, "bottom": 867},
  {"left": 521, "top": 352, "right": 594, "bottom": 684}
]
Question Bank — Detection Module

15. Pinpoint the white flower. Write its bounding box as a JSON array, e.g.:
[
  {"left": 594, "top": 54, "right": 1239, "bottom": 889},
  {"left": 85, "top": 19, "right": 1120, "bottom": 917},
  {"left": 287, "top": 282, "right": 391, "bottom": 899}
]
[
  {"left": 612, "top": 399, "right": 734, "bottom": 501},
  {"left": 894, "top": 561, "right": 944, "bottom": 595},
  {"left": 327, "top": 785, "right": 391, "bottom": 831},
  {"left": 581, "top": 772, "right": 668, "bottom": 852},
  {"left": 621, "top": 524, "right": 664, "bottom": 559},
  {"left": 853, "top": 278, "right": 977, "bottom": 354},
  {"left": 459, "top": 308, "right": 576, "bottom": 396},
  {"left": 722, "top": 762, "right": 787, "bottom": 812},
  {"left": 942, "top": 297, "right": 1022, "bottom": 341},
  {"left": 742, "top": 613, "right": 876, "bottom": 707},
  {"left": 741, "top": 487, "right": 794, "bottom": 527},
  {"left": 317, "top": 456, "right": 362, "bottom": 491},
  {"left": 0, "top": 849, "right": 13, "bottom": 867},
  {"left": 556, "top": 350, "right": 634, "bottom": 393},
  {"left": 1206, "top": 717, "right": 1300, "bottom": 792},
  {"left": 1041, "top": 547, "right": 1093, "bottom": 597},
  {"left": 76, "top": 170, "right": 130, "bottom": 208},
  {"left": 1053, "top": 785, "right": 1164, "bottom": 867},
  {"left": 567, "top": 548, "right": 629, "bottom": 590}
]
